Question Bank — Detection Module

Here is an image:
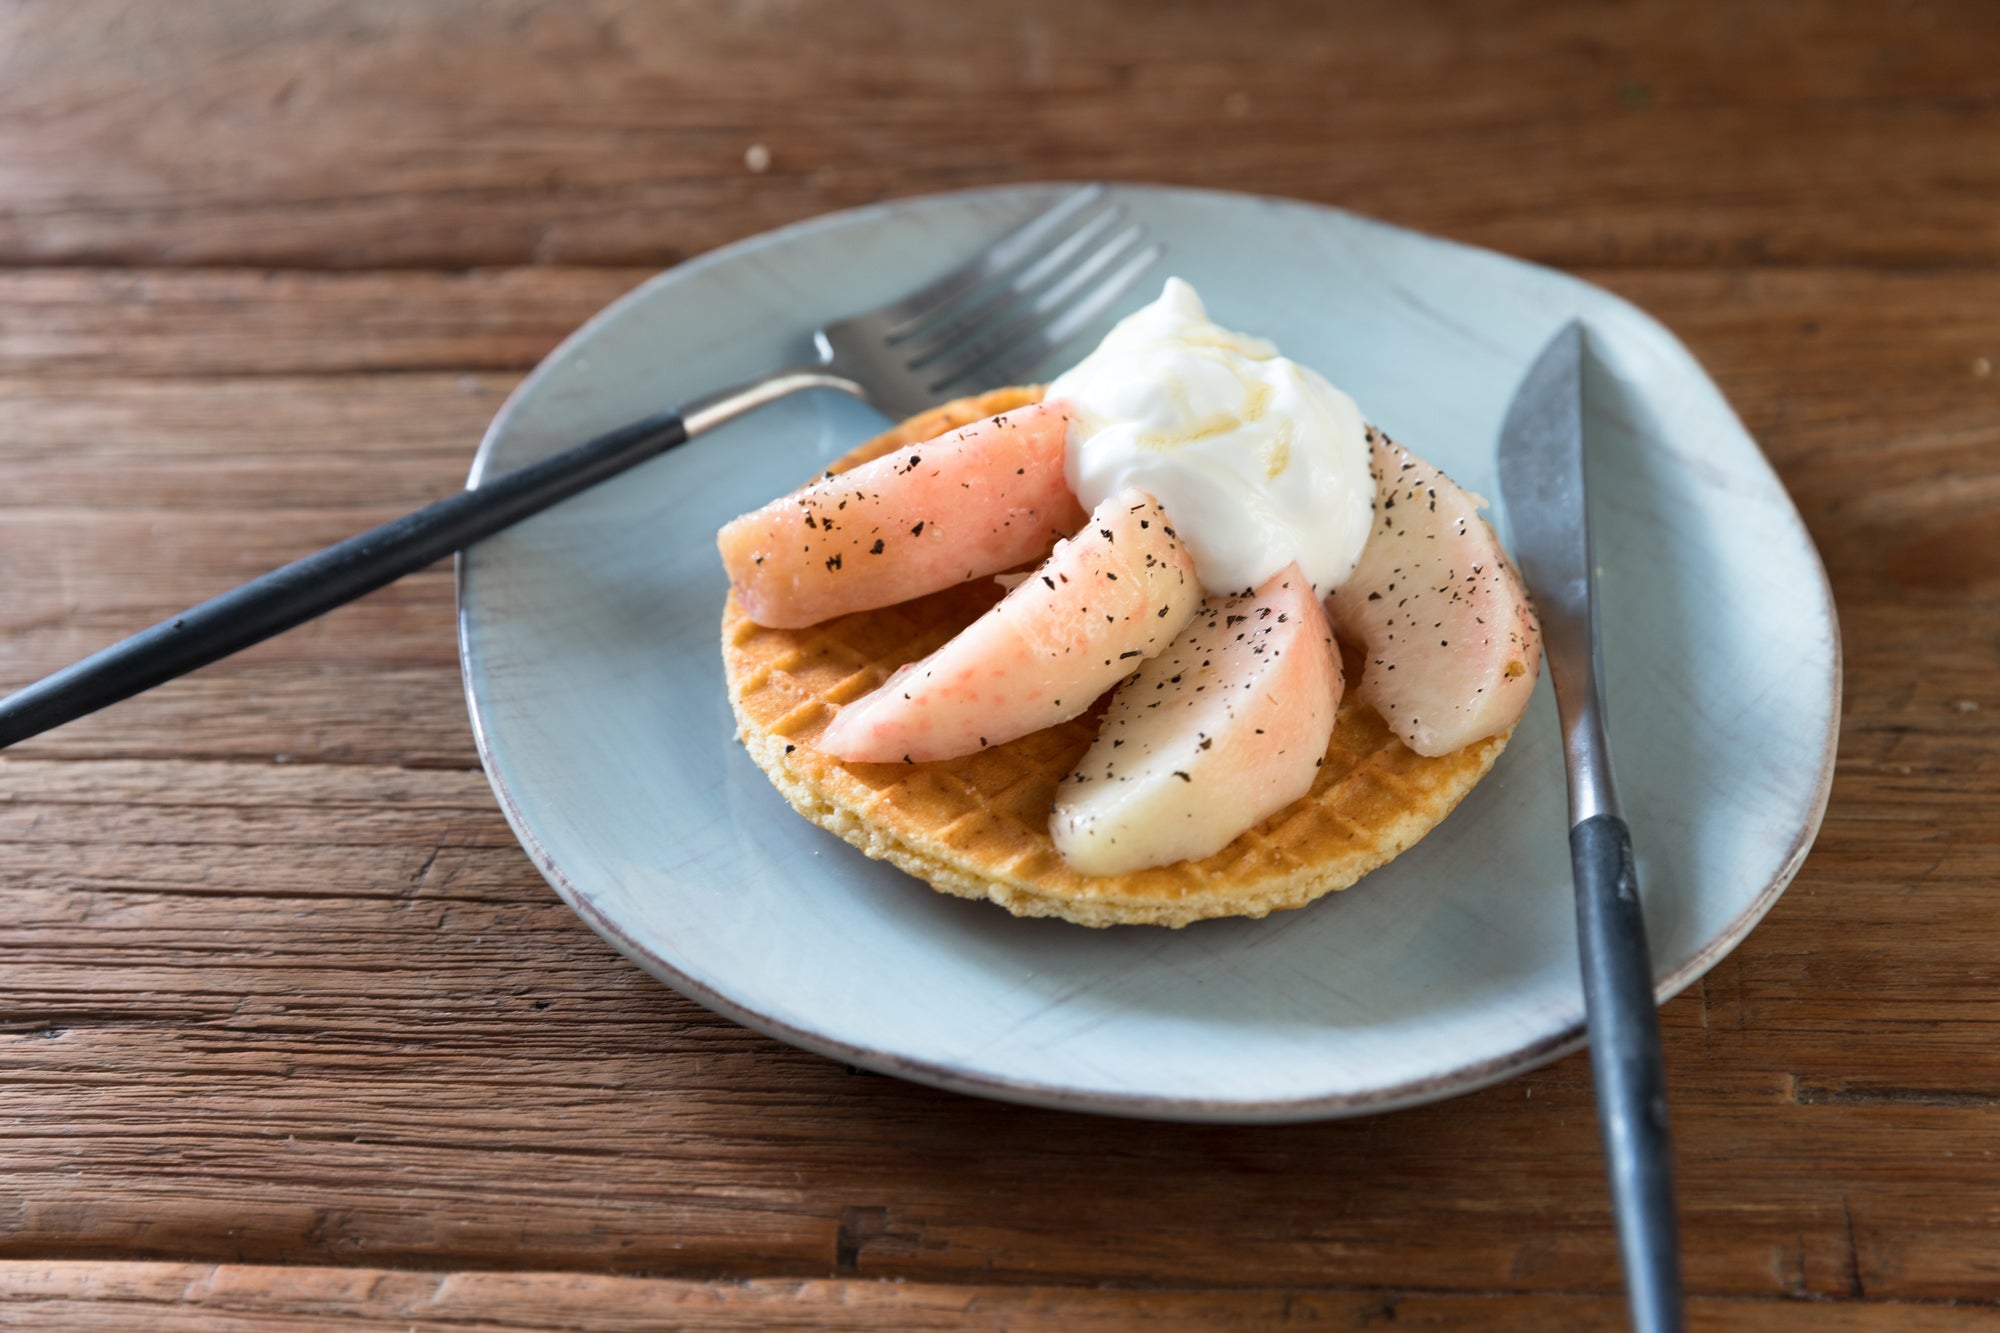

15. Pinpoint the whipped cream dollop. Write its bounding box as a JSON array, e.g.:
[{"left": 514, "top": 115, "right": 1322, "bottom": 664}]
[{"left": 1047, "top": 278, "right": 1375, "bottom": 597}]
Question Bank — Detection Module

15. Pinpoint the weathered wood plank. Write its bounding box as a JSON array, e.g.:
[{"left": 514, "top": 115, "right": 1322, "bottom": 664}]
[
  {"left": 4, "top": 0, "right": 1995, "bottom": 1321},
  {"left": 0, "top": 1, "right": 1996, "bottom": 271},
  {"left": 0, "top": 270, "right": 1994, "bottom": 1304},
  {"left": 3, "top": 265, "right": 1993, "bottom": 773},
  {"left": 0, "top": 270, "right": 644, "bottom": 377},
  {"left": 0, "top": 379, "right": 509, "bottom": 509},
  {"left": 4, "top": 1263, "right": 1995, "bottom": 1333},
  {"left": 0, "top": 747, "right": 1995, "bottom": 1299}
]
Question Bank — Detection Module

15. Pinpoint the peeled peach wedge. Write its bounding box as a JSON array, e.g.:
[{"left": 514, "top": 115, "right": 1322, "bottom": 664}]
[
  {"left": 818, "top": 488, "right": 1200, "bottom": 764},
  {"left": 717, "top": 401, "right": 1083, "bottom": 629},
  {"left": 1323, "top": 428, "right": 1541, "bottom": 757},
  {"left": 1050, "top": 564, "right": 1342, "bottom": 875}
]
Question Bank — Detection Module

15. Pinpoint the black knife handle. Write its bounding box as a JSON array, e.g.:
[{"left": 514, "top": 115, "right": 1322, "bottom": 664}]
[
  {"left": 0, "top": 407, "right": 690, "bottom": 751},
  {"left": 1572, "top": 812, "right": 1684, "bottom": 1333}
]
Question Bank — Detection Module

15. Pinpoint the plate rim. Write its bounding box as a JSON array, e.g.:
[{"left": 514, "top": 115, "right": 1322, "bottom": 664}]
[{"left": 456, "top": 181, "right": 1842, "bottom": 1123}]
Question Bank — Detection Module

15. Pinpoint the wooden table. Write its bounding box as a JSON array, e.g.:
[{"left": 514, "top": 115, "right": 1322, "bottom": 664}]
[{"left": 2, "top": 3, "right": 1995, "bottom": 1328}]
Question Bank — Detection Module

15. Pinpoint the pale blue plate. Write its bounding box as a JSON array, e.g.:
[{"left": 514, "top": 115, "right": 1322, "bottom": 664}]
[{"left": 458, "top": 184, "right": 1838, "bottom": 1123}]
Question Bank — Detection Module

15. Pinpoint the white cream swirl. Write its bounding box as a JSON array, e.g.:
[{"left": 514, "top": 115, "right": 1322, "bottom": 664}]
[{"left": 1047, "top": 278, "right": 1375, "bottom": 596}]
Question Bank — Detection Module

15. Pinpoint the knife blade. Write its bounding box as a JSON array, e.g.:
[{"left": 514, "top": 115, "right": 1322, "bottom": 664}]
[{"left": 1497, "top": 321, "right": 1685, "bottom": 1333}]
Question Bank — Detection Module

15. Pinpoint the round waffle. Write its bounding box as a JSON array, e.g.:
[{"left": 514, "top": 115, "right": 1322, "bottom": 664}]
[{"left": 721, "top": 387, "right": 1513, "bottom": 928}]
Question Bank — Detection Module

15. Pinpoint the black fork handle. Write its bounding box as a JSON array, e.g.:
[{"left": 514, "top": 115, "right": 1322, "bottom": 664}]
[{"left": 0, "top": 407, "right": 689, "bottom": 750}]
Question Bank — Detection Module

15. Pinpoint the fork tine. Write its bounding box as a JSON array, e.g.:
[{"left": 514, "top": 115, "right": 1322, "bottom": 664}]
[
  {"left": 895, "top": 204, "right": 1125, "bottom": 363},
  {"left": 1019, "top": 240, "right": 1163, "bottom": 350},
  {"left": 916, "top": 223, "right": 1145, "bottom": 376},
  {"left": 960, "top": 243, "right": 1164, "bottom": 392},
  {"left": 928, "top": 237, "right": 1163, "bottom": 394},
  {"left": 915, "top": 225, "right": 1144, "bottom": 385},
  {"left": 876, "top": 185, "right": 1105, "bottom": 336}
]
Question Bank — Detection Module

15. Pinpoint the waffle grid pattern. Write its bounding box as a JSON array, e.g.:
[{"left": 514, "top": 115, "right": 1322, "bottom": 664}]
[{"left": 721, "top": 388, "right": 1513, "bottom": 928}]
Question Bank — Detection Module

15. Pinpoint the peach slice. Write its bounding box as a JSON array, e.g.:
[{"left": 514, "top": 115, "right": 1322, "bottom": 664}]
[
  {"left": 818, "top": 489, "right": 1200, "bottom": 764},
  {"left": 718, "top": 401, "right": 1085, "bottom": 628},
  {"left": 1324, "top": 428, "right": 1542, "bottom": 757},
  {"left": 1050, "top": 564, "right": 1341, "bottom": 876}
]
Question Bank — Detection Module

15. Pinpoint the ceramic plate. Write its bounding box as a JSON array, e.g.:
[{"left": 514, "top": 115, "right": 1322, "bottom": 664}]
[{"left": 458, "top": 184, "right": 1838, "bottom": 1123}]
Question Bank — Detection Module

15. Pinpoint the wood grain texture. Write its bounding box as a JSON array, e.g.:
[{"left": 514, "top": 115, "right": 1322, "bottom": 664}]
[
  {"left": 1, "top": 1, "right": 1996, "bottom": 1327},
  {"left": 1, "top": 266, "right": 1995, "bottom": 1322},
  {"left": 1, "top": 1, "right": 1997, "bottom": 271},
  {"left": 5, "top": 1264, "right": 1999, "bottom": 1333}
]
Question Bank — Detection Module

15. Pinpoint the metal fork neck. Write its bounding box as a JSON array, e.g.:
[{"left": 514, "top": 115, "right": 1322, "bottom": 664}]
[{"left": 681, "top": 368, "right": 865, "bottom": 438}]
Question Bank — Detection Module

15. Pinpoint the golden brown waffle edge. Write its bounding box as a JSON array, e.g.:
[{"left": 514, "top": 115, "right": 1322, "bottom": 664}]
[{"left": 720, "top": 387, "right": 1514, "bottom": 928}]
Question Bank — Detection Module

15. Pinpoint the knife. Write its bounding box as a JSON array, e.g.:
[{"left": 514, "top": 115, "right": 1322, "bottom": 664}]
[{"left": 1496, "top": 321, "right": 1684, "bottom": 1333}]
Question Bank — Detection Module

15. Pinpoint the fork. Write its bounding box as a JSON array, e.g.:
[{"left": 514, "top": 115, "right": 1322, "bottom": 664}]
[{"left": 0, "top": 185, "right": 1161, "bottom": 749}]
